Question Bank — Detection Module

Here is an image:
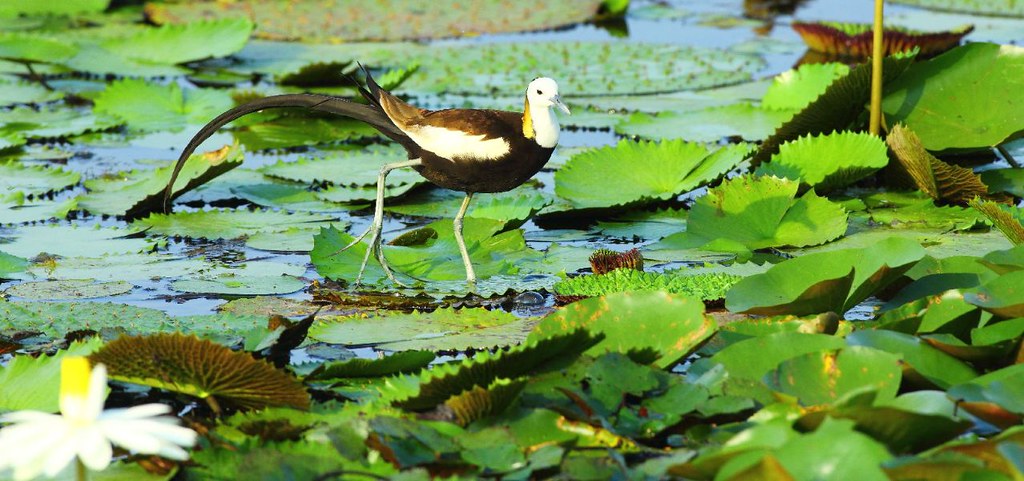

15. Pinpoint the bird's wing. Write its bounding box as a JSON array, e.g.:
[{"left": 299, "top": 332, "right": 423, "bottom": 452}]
[{"left": 395, "top": 109, "right": 524, "bottom": 161}]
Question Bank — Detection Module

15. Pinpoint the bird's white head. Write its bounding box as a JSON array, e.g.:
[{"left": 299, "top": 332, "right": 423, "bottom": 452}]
[{"left": 526, "top": 77, "right": 570, "bottom": 115}]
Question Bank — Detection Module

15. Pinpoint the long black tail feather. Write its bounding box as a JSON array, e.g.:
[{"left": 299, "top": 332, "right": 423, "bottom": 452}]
[{"left": 161, "top": 93, "right": 416, "bottom": 213}]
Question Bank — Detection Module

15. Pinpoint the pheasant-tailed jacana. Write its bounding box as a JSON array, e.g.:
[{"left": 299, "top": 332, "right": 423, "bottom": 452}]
[{"left": 162, "top": 70, "right": 569, "bottom": 286}]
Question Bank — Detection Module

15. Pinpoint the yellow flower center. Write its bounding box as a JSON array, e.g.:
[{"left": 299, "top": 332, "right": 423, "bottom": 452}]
[{"left": 60, "top": 357, "right": 92, "bottom": 411}]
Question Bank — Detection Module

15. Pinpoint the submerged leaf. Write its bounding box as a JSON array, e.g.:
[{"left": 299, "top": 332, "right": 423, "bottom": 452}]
[
  {"left": 89, "top": 332, "right": 310, "bottom": 411},
  {"left": 887, "top": 124, "right": 1009, "bottom": 205}
]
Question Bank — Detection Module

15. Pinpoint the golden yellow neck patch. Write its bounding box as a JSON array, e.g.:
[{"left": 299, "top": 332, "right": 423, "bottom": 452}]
[{"left": 522, "top": 96, "right": 534, "bottom": 139}]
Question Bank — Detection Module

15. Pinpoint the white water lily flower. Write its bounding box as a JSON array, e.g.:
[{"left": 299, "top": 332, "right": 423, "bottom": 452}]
[{"left": 0, "top": 357, "right": 198, "bottom": 480}]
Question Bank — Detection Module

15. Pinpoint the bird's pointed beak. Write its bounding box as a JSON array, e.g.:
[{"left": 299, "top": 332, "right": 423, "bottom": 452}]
[{"left": 552, "top": 95, "right": 571, "bottom": 115}]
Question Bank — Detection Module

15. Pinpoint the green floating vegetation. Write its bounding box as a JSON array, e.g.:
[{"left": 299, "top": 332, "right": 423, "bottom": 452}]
[
  {"left": 757, "top": 130, "right": 889, "bottom": 192},
  {"left": 890, "top": 0, "right": 1024, "bottom": 17},
  {"left": 553, "top": 268, "right": 741, "bottom": 302}
]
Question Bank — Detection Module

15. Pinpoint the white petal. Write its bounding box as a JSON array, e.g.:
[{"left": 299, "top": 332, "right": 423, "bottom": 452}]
[
  {"left": 40, "top": 437, "right": 80, "bottom": 477},
  {"left": 99, "top": 403, "right": 172, "bottom": 420},
  {"left": 0, "top": 419, "right": 72, "bottom": 470},
  {"left": 99, "top": 419, "right": 197, "bottom": 459},
  {"left": 85, "top": 364, "right": 108, "bottom": 420},
  {"left": 75, "top": 426, "right": 113, "bottom": 472},
  {"left": 0, "top": 410, "right": 60, "bottom": 424}
]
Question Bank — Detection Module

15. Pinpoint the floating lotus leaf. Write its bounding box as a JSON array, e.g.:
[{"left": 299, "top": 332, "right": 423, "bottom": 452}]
[
  {"left": 856, "top": 191, "right": 987, "bottom": 231},
  {"left": 63, "top": 42, "right": 187, "bottom": 77},
  {"left": 100, "top": 18, "right": 253, "bottom": 66},
  {"left": 3, "top": 279, "right": 133, "bottom": 300},
  {"left": 884, "top": 43, "right": 1024, "bottom": 152},
  {"left": 979, "top": 168, "right": 1024, "bottom": 198},
  {"left": 232, "top": 115, "right": 382, "bottom": 151},
  {"left": 552, "top": 269, "right": 741, "bottom": 303},
  {"left": 792, "top": 21, "right": 972, "bottom": 58},
  {"left": 0, "top": 300, "right": 173, "bottom": 338},
  {"left": 765, "top": 346, "right": 903, "bottom": 406},
  {"left": 659, "top": 175, "right": 848, "bottom": 254},
  {"left": 244, "top": 226, "right": 324, "bottom": 253},
  {"left": 754, "top": 52, "right": 915, "bottom": 165},
  {"left": 386, "top": 187, "right": 549, "bottom": 227},
  {"left": 80, "top": 143, "right": 243, "bottom": 218},
  {"left": 0, "top": 0, "right": 108, "bottom": 15},
  {"left": 846, "top": 329, "right": 979, "bottom": 389},
  {"left": 887, "top": 124, "right": 1009, "bottom": 205},
  {"left": 711, "top": 331, "right": 847, "bottom": 380},
  {"left": 0, "top": 78, "right": 63, "bottom": 106},
  {"left": 307, "top": 351, "right": 435, "bottom": 381},
  {"left": 592, "top": 208, "right": 688, "bottom": 241},
  {"left": 0, "top": 225, "right": 155, "bottom": 258},
  {"left": 311, "top": 218, "right": 541, "bottom": 284},
  {"left": 385, "top": 329, "right": 600, "bottom": 411},
  {"left": 93, "top": 79, "right": 234, "bottom": 132},
  {"left": 0, "top": 251, "right": 27, "bottom": 278},
  {"left": 135, "top": 209, "right": 336, "bottom": 240},
  {"left": 727, "top": 237, "right": 925, "bottom": 316},
  {"left": 529, "top": 290, "right": 714, "bottom": 369},
  {"left": 259, "top": 145, "right": 419, "bottom": 186},
  {"left": 309, "top": 307, "right": 526, "bottom": 351},
  {"left": 555, "top": 139, "right": 751, "bottom": 210},
  {"left": 89, "top": 332, "right": 310, "bottom": 411},
  {"left": 797, "top": 403, "right": 972, "bottom": 454},
  {"left": 970, "top": 198, "right": 1024, "bottom": 246},
  {"left": 0, "top": 338, "right": 102, "bottom": 412},
  {"left": 762, "top": 62, "right": 850, "bottom": 111},
  {"left": 446, "top": 378, "right": 527, "bottom": 427},
  {"left": 230, "top": 182, "right": 356, "bottom": 213},
  {"left": 890, "top": 0, "right": 1024, "bottom": 17},
  {"left": 171, "top": 274, "right": 305, "bottom": 296},
  {"left": 317, "top": 182, "right": 420, "bottom": 204},
  {"left": 0, "top": 161, "right": 80, "bottom": 197},
  {"left": 0, "top": 106, "right": 118, "bottom": 140},
  {"left": 0, "top": 32, "right": 77, "bottom": 63},
  {"left": 757, "top": 131, "right": 889, "bottom": 192},
  {"left": 378, "top": 42, "right": 764, "bottom": 96},
  {"left": 145, "top": 0, "right": 605, "bottom": 42},
  {"left": 0, "top": 195, "right": 76, "bottom": 225},
  {"left": 615, "top": 103, "right": 794, "bottom": 143},
  {"left": 964, "top": 270, "right": 1024, "bottom": 318}
]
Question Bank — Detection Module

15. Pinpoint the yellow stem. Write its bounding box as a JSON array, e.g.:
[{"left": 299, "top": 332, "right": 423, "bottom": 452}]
[
  {"left": 76, "top": 457, "right": 87, "bottom": 481},
  {"left": 869, "top": 0, "right": 885, "bottom": 135}
]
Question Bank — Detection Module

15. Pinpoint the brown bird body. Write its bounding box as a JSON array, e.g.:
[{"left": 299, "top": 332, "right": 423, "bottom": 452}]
[{"left": 163, "top": 70, "right": 569, "bottom": 286}]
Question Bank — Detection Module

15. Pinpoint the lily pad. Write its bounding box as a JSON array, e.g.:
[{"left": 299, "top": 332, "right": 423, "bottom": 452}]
[
  {"left": 757, "top": 131, "right": 889, "bottom": 192},
  {"left": 762, "top": 62, "right": 851, "bottom": 111},
  {"left": 0, "top": 78, "right": 64, "bottom": 106},
  {"left": 3, "top": 279, "right": 133, "bottom": 300},
  {"left": 766, "top": 346, "right": 903, "bottom": 406},
  {"left": 883, "top": 43, "right": 1024, "bottom": 151},
  {"left": 0, "top": 224, "right": 155, "bottom": 258},
  {"left": 93, "top": 79, "right": 234, "bottom": 132},
  {"left": 0, "top": 0, "right": 109, "bottom": 16},
  {"left": 134, "top": 209, "right": 336, "bottom": 240},
  {"left": 259, "top": 145, "right": 420, "bottom": 186},
  {"left": 846, "top": 329, "right": 979, "bottom": 389},
  {"left": 658, "top": 175, "right": 849, "bottom": 254},
  {"left": 386, "top": 188, "right": 549, "bottom": 227},
  {"left": 725, "top": 237, "right": 926, "bottom": 316},
  {"left": 890, "top": 0, "right": 1024, "bottom": 17},
  {"left": 100, "top": 18, "right": 254, "bottom": 66},
  {"left": 0, "top": 300, "right": 173, "bottom": 337},
  {"left": 552, "top": 269, "right": 741, "bottom": 302},
  {"left": 980, "top": 168, "right": 1024, "bottom": 198},
  {"left": 0, "top": 32, "right": 77, "bottom": 63},
  {"left": 554, "top": 139, "right": 751, "bottom": 210},
  {"left": 0, "top": 338, "right": 102, "bottom": 413},
  {"left": 145, "top": 0, "right": 605, "bottom": 42},
  {"left": 0, "top": 105, "right": 120, "bottom": 140},
  {"left": 0, "top": 195, "right": 77, "bottom": 225},
  {"left": 970, "top": 199, "right": 1024, "bottom": 246},
  {"left": 170, "top": 260, "right": 307, "bottom": 296},
  {"left": 964, "top": 270, "right": 1024, "bottom": 318},
  {"left": 615, "top": 103, "right": 793, "bottom": 143},
  {"left": 0, "top": 250, "right": 27, "bottom": 278},
  {"left": 0, "top": 161, "right": 80, "bottom": 197},
  {"left": 529, "top": 290, "right": 714, "bottom": 369},
  {"left": 792, "top": 21, "right": 973, "bottom": 58},
  {"left": 857, "top": 191, "right": 987, "bottom": 231}
]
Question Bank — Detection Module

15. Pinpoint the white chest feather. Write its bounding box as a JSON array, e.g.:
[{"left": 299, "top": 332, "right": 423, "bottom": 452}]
[
  {"left": 404, "top": 125, "right": 511, "bottom": 161},
  {"left": 531, "top": 107, "right": 559, "bottom": 148}
]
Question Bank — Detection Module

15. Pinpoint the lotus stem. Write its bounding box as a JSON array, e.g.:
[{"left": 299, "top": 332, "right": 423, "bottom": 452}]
[
  {"left": 997, "top": 144, "right": 1021, "bottom": 168},
  {"left": 869, "top": 0, "right": 884, "bottom": 135}
]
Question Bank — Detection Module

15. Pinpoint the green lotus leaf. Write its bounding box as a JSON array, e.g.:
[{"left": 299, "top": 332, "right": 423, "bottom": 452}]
[
  {"left": 90, "top": 332, "right": 310, "bottom": 411},
  {"left": 889, "top": 0, "right": 1024, "bottom": 18},
  {"left": 20, "top": 252, "right": 209, "bottom": 284},
  {"left": 615, "top": 103, "right": 794, "bottom": 143},
  {"left": 80, "top": 143, "right": 244, "bottom": 218},
  {"left": 555, "top": 139, "right": 751, "bottom": 210},
  {"left": 964, "top": 270, "right": 1024, "bottom": 318},
  {"left": 0, "top": 300, "right": 173, "bottom": 338},
  {"left": 970, "top": 198, "right": 1024, "bottom": 246},
  {"left": 309, "top": 307, "right": 527, "bottom": 351},
  {"left": 244, "top": 226, "right": 324, "bottom": 253},
  {"left": 3, "top": 279, "right": 133, "bottom": 300},
  {"left": 753, "top": 52, "right": 915, "bottom": 165},
  {"left": 0, "top": 32, "right": 77, "bottom": 63},
  {"left": 552, "top": 268, "right": 741, "bottom": 302},
  {"left": 0, "top": 338, "right": 102, "bottom": 412},
  {"left": 231, "top": 182, "right": 357, "bottom": 213},
  {"left": 529, "top": 290, "right": 714, "bottom": 369},
  {"left": 0, "top": 195, "right": 77, "bottom": 225},
  {"left": 63, "top": 42, "right": 187, "bottom": 77},
  {"left": 0, "top": 251, "right": 27, "bottom": 278},
  {"left": 307, "top": 351, "right": 435, "bottom": 381},
  {"left": 726, "top": 236, "right": 925, "bottom": 316},
  {"left": 145, "top": 0, "right": 605, "bottom": 42},
  {"left": 232, "top": 115, "right": 381, "bottom": 151},
  {"left": 797, "top": 403, "right": 972, "bottom": 454},
  {"left": 383, "top": 329, "right": 600, "bottom": 411},
  {"left": 259, "top": 146, "right": 419, "bottom": 186},
  {"left": 857, "top": 191, "right": 988, "bottom": 231},
  {"left": 757, "top": 131, "right": 889, "bottom": 192},
  {"left": 766, "top": 346, "right": 903, "bottom": 406},
  {"left": 887, "top": 124, "right": 1007, "bottom": 205},
  {"left": 93, "top": 79, "right": 233, "bottom": 132},
  {"left": 0, "top": 106, "right": 120, "bottom": 140},
  {"left": 317, "top": 182, "right": 420, "bottom": 204},
  {"left": 980, "top": 168, "right": 1024, "bottom": 198},
  {"left": 101, "top": 18, "right": 253, "bottom": 65},
  {"left": 762, "top": 62, "right": 850, "bottom": 111},
  {"left": 710, "top": 331, "right": 846, "bottom": 380},
  {"left": 135, "top": 209, "right": 336, "bottom": 240},
  {"left": 593, "top": 208, "right": 687, "bottom": 241},
  {"left": 659, "top": 175, "right": 848, "bottom": 254},
  {"left": 846, "top": 329, "right": 979, "bottom": 389},
  {"left": 170, "top": 259, "right": 306, "bottom": 296},
  {"left": 386, "top": 187, "right": 549, "bottom": 228},
  {"left": 0, "top": 0, "right": 108, "bottom": 15},
  {"left": 378, "top": 42, "right": 764, "bottom": 96},
  {"left": 0, "top": 225, "right": 155, "bottom": 258},
  {"left": 884, "top": 43, "right": 1024, "bottom": 151},
  {"left": 0, "top": 78, "right": 63, "bottom": 106},
  {"left": 0, "top": 161, "right": 79, "bottom": 197},
  {"left": 311, "top": 218, "right": 540, "bottom": 284},
  {"left": 446, "top": 378, "right": 527, "bottom": 427}
]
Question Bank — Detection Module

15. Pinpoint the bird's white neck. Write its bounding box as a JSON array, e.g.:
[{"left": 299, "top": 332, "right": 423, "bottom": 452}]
[{"left": 529, "top": 104, "right": 560, "bottom": 149}]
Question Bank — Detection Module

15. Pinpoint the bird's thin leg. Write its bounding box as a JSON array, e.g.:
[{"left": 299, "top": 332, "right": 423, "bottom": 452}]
[
  {"left": 453, "top": 192, "right": 476, "bottom": 285},
  {"left": 332, "top": 158, "right": 421, "bottom": 286}
]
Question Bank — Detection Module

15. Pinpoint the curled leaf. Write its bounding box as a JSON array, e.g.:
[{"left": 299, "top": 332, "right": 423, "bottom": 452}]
[
  {"left": 792, "top": 21, "right": 972, "bottom": 58},
  {"left": 970, "top": 198, "right": 1024, "bottom": 245}
]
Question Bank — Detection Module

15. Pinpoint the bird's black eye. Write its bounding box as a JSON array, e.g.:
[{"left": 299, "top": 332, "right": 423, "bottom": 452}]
[{"left": 536, "top": 89, "right": 543, "bottom": 95}]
